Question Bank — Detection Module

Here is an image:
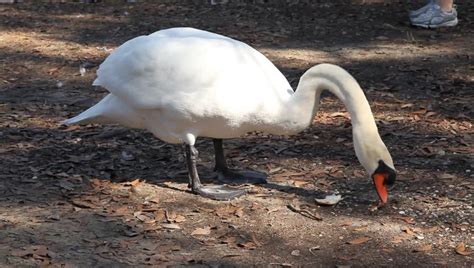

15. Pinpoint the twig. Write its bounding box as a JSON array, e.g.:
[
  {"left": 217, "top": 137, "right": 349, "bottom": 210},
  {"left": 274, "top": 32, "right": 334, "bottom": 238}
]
[{"left": 287, "top": 204, "right": 322, "bottom": 221}]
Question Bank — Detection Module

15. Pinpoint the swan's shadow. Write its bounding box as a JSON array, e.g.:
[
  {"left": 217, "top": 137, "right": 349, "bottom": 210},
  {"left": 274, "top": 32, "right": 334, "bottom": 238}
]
[{"left": 154, "top": 168, "right": 332, "bottom": 202}]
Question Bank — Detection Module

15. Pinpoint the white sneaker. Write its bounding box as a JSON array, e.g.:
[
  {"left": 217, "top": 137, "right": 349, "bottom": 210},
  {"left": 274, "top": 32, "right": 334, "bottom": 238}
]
[{"left": 410, "top": 4, "right": 458, "bottom": 28}]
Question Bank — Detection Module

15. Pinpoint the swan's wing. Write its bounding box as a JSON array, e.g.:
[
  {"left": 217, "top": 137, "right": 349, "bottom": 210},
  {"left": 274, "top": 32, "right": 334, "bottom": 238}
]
[{"left": 94, "top": 28, "right": 291, "bottom": 116}]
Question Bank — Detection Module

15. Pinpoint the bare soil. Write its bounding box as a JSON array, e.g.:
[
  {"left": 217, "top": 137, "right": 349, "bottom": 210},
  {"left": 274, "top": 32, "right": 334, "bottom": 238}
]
[{"left": 0, "top": 1, "right": 473, "bottom": 267}]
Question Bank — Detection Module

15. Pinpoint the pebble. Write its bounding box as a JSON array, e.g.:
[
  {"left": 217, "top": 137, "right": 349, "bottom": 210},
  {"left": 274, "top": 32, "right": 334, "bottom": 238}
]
[
  {"left": 291, "top": 250, "right": 300, "bottom": 256},
  {"left": 399, "top": 211, "right": 406, "bottom": 215},
  {"left": 79, "top": 66, "right": 86, "bottom": 76},
  {"left": 121, "top": 151, "right": 135, "bottom": 161}
]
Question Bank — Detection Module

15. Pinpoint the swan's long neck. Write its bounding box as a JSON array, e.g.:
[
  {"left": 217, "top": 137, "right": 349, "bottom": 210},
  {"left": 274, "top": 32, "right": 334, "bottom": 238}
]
[
  {"left": 277, "top": 64, "right": 375, "bottom": 133},
  {"left": 276, "top": 63, "right": 392, "bottom": 173}
]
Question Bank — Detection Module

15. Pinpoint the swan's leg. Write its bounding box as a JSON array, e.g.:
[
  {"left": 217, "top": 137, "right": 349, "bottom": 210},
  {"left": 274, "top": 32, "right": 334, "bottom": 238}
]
[
  {"left": 185, "top": 144, "right": 245, "bottom": 200},
  {"left": 213, "top": 139, "right": 267, "bottom": 185}
]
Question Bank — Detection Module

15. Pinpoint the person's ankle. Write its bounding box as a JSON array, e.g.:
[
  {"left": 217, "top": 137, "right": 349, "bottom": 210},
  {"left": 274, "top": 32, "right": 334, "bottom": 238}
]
[
  {"left": 435, "top": 1, "right": 453, "bottom": 12},
  {"left": 441, "top": 7, "right": 453, "bottom": 12}
]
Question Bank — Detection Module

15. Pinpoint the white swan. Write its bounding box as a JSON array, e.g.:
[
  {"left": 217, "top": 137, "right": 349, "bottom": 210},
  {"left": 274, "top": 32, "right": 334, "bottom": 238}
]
[{"left": 64, "top": 27, "right": 396, "bottom": 202}]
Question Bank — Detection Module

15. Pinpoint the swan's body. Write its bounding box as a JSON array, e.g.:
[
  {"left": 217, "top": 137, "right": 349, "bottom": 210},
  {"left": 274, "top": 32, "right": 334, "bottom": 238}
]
[
  {"left": 70, "top": 28, "right": 301, "bottom": 142},
  {"left": 65, "top": 27, "right": 396, "bottom": 202}
]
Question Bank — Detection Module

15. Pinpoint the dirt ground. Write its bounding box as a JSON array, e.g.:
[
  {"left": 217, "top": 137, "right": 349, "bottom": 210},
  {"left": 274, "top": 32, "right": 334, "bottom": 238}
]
[{"left": 0, "top": 0, "right": 473, "bottom": 267}]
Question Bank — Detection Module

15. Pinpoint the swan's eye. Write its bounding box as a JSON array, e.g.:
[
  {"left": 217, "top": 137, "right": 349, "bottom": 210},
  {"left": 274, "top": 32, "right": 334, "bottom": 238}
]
[{"left": 377, "top": 160, "right": 396, "bottom": 186}]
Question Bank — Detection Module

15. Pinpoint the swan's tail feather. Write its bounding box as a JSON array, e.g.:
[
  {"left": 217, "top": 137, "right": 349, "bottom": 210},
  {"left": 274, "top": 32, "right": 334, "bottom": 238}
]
[
  {"left": 62, "top": 105, "right": 102, "bottom": 125},
  {"left": 62, "top": 94, "right": 145, "bottom": 129}
]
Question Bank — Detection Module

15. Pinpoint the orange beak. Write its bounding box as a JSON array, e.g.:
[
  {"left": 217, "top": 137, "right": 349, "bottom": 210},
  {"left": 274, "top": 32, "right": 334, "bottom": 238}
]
[{"left": 373, "top": 173, "right": 388, "bottom": 204}]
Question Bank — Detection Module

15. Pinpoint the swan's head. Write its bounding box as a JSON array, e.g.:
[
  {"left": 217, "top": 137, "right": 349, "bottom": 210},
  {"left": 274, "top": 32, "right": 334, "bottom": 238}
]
[{"left": 353, "top": 132, "right": 396, "bottom": 204}]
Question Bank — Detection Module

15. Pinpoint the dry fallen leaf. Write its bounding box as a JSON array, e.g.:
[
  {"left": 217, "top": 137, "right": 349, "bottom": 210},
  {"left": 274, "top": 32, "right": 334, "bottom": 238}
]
[
  {"left": 391, "top": 235, "right": 406, "bottom": 244},
  {"left": 221, "top": 235, "right": 237, "bottom": 247},
  {"left": 340, "top": 221, "right": 353, "bottom": 227},
  {"left": 266, "top": 206, "right": 281, "bottom": 213},
  {"left": 148, "top": 196, "right": 160, "bottom": 204},
  {"left": 251, "top": 233, "right": 262, "bottom": 247},
  {"left": 130, "top": 179, "right": 143, "bottom": 192},
  {"left": 114, "top": 206, "right": 131, "bottom": 216},
  {"left": 141, "top": 254, "right": 169, "bottom": 265},
  {"left": 338, "top": 255, "right": 354, "bottom": 261},
  {"left": 191, "top": 226, "right": 211, "bottom": 236},
  {"left": 47, "top": 67, "right": 60, "bottom": 75},
  {"left": 250, "top": 202, "right": 261, "bottom": 211},
  {"left": 414, "top": 244, "right": 432, "bottom": 252},
  {"left": 238, "top": 241, "right": 257, "bottom": 250},
  {"left": 161, "top": 223, "right": 181, "bottom": 230},
  {"left": 129, "top": 179, "right": 142, "bottom": 186},
  {"left": 234, "top": 207, "right": 244, "bottom": 218},
  {"left": 293, "top": 180, "right": 308, "bottom": 187},
  {"left": 173, "top": 215, "right": 186, "bottom": 223},
  {"left": 353, "top": 170, "right": 365, "bottom": 178},
  {"left": 455, "top": 242, "right": 472, "bottom": 256},
  {"left": 70, "top": 199, "right": 95, "bottom": 209},
  {"left": 395, "top": 216, "right": 415, "bottom": 224},
  {"left": 215, "top": 205, "right": 244, "bottom": 219},
  {"left": 354, "top": 226, "right": 368, "bottom": 232},
  {"left": 347, "top": 237, "right": 371, "bottom": 245},
  {"left": 425, "top": 111, "right": 437, "bottom": 117},
  {"left": 330, "top": 112, "right": 350, "bottom": 118},
  {"left": 222, "top": 253, "right": 242, "bottom": 258},
  {"left": 165, "top": 211, "right": 186, "bottom": 223},
  {"left": 63, "top": 125, "right": 80, "bottom": 132},
  {"left": 423, "top": 226, "right": 439, "bottom": 233},
  {"left": 402, "top": 227, "right": 415, "bottom": 236}
]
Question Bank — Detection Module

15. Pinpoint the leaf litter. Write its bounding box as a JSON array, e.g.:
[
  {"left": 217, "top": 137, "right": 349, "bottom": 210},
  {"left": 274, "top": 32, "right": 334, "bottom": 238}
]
[{"left": 1, "top": 1, "right": 473, "bottom": 267}]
